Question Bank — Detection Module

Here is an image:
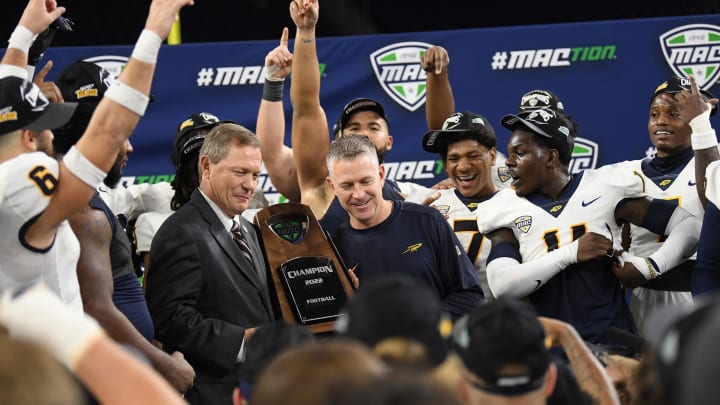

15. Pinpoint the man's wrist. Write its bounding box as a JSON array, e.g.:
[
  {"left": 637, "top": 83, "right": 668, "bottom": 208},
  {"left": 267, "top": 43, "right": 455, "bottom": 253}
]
[{"left": 8, "top": 25, "right": 37, "bottom": 53}]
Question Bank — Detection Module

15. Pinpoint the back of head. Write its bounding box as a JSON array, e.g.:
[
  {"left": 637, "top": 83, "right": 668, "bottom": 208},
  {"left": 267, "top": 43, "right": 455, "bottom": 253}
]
[
  {"left": 336, "top": 273, "right": 450, "bottom": 369},
  {"left": 0, "top": 335, "right": 85, "bottom": 405},
  {"left": 0, "top": 76, "right": 76, "bottom": 139},
  {"left": 452, "top": 297, "right": 552, "bottom": 397},
  {"left": 334, "top": 371, "right": 462, "bottom": 405},
  {"left": 236, "top": 321, "right": 315, "bottom": 401},
  {"left": 53, "top": 60, "right": 111, "bottom": 155},
  {"left": 501, "top": 108, "right": 576, "bottom": 166},
  {"left": 251, "top": 339, "right": 386, "bottom": 405}
]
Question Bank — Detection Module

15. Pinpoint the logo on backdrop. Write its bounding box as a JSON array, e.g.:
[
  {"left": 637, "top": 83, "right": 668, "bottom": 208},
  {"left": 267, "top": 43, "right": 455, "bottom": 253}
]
[
  {"left": 659, "top": 24, "right": 720, "bottom": 90},
  {"left": 84, "top": 55, "right": 127, "bottom": 82},
  {"left": 490, "top": 45, "right": 617, "bottom": 70},
  {"left": 370, "top": 42, "right": 431, "bottom": 111},
  {"left": 569, "top": 137, "right": 598, "bottom": 174}
]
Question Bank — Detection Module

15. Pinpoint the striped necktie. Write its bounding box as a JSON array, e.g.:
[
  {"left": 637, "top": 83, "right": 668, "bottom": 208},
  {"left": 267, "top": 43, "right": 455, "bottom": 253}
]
[{"left": 231, "top": 220, "right": 254, "bottom": 266}]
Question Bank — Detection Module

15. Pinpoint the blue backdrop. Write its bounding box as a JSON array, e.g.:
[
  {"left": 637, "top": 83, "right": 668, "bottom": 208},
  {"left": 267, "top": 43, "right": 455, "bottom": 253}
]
[{"left": 35, "top": 13, "right": 720, "bottom": 203}]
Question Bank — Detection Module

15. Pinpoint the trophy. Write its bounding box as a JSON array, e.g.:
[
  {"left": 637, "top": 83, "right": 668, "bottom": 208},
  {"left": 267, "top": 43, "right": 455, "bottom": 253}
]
[{"left": 254, "top": 203, "right": 354, "bottom": 334}]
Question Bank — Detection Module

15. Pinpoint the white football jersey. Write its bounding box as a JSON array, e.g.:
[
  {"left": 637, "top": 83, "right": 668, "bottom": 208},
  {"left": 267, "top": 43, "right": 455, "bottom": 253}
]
[
  {"left": 476, "top": 169, "right": 645, "bottom": 263},
  {"left": 603, "top": 157, "right": 700, "bottom": 336},
  {"left": 0, "top": 152, "right": 82, "bottom": 311},
  {"left": 429, "top": 189, "right": 493, "bottom": 297}
]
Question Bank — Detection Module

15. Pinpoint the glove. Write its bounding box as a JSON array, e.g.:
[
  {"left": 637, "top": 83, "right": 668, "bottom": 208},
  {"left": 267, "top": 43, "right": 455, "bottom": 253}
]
[
  {"left": 28, "top": 16, "right": 75, "bottom": 66},
  {"left": 0, "top": 283, "right": 104, "bottom": 370}
]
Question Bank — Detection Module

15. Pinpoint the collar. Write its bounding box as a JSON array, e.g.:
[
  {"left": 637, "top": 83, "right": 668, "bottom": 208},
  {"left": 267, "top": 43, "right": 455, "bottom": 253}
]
[{"left": 198, "top": 188, "right": 239, "bottom": 232}]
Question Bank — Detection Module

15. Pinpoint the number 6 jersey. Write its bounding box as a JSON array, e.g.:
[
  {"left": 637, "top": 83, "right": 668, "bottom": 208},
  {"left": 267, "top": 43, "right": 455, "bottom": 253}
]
[{"left": 0, "top": 152, "right": 82, "bottom": 311}]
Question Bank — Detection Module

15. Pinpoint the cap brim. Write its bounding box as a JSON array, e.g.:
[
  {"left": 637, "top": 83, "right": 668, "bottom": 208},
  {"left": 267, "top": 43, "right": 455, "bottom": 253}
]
[
  {"left": 25, "top": 102, "right": 78, "bottom": 131},
  {"left": 422, "top": 129, "right": 472, "bottom": 153},
  {"left": 501, "top": 114, "right": 553, "bottom": 139}
]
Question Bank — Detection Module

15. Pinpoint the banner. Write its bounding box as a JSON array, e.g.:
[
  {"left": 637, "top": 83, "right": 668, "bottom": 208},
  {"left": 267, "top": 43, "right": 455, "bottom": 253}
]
[{"left": 37, "top": 14, "right": 720, "bottom": 203}]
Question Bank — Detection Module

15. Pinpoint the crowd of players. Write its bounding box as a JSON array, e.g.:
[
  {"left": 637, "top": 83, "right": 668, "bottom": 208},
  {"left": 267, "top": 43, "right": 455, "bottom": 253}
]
[{"left": 2, "top": 0, "right": 720, "bottom": 404}]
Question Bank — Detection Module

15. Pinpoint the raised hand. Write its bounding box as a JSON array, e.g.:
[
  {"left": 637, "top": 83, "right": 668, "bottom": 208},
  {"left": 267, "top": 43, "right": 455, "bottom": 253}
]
[
  {"left": 18, "top": 0, "right": 66, "bottom": 35},
  {"left": 422, "top": 46, "right": 450, "bottom": 75},
  {"left": 32, "top": 60, "right": 63, "bottom": 103},
  {"left": 144, "top": 0, "right": 195, "bottom": 40},
  {"left": 265, "top": 27, "right": 293, "bottom": 80},
  {"left": 662, "top": 75, "right": 719, "bottom": 122},
  {"left": 290, "top": 0, "right": 319, "bottom": 30}
]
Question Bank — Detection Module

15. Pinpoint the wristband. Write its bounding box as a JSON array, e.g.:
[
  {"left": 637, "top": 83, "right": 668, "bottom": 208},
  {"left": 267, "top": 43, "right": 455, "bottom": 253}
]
[
  {"left": 690, "top": 109, "right": 717, "bottom": 150},
  {"left": 63, "top": 146, "right": 107, "bottom": 189},
  {"left": 7, "top": 25, "right": 36, "bottom": 53},
  {"left": 262, "top": 79, "right": 284, "bottom": 102},
  {"left": 0, "top": 64, "right": 30, "bottom": 80},
  {"left": 620, "top": 252, "right": 659, "bottom": 280},
  {"left": 130, "top": 29, "right": 162, "bottom": 64},
  {"left": 105, "top": 81, "right": 150, "bottom": 116}
]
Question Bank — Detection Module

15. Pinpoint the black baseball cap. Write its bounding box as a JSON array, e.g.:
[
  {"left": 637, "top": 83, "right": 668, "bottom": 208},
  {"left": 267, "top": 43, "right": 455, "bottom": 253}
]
[
  {"left": 56, "top": 60, "right": 111, "bottom": 107},
  {"left": 502, "top": 108, "right": 575, "bottom": 164},
  {"left": 518, "top": 89, "right": 565, "bottom": 113},
  {"left": 651, "top": 76, "right": 717, "bottom": 116},
  {"left": 0, "top": 76, "right": 77, "bottom": 135},
  {"left": 335, "top": 273, "right": 451, "bottom": 368},
  {"left": 172, "top": 112, "right": 235, "bottom": 166},
  {"left": 333, "top": 97, "right": 390, "bottom": 136},
  {"left": 452, "top": 298, "right": 551, "bottom": 396},
  {"left": 422, "top": 111, "right": 496, "bottom": 153}
]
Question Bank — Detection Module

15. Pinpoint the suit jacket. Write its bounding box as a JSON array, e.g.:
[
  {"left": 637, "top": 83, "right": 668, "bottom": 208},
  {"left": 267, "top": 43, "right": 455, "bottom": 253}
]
[{"left": 146, "top": 190, "right": 273, "bottom": 405}]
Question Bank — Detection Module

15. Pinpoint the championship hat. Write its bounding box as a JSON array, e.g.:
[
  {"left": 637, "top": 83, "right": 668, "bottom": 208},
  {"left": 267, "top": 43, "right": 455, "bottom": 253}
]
[
  {"left": 651, "top": 76, "right": 717, "bottom": 116},
  {"left": 518, "top": 89, "right": 565, "bottom": 112},
  {"left": 56, "top": 60, "right": 112, "bottom": 107},
  {"left": 0, "top": 76, "right": 77, "bottom": 135},
  {"left": 501, "top": 108, "right": 575, "bottom": 164},
  {"left": 53, "top": 61, "right": 112, "bottom": 153},
  {"left": 333, "top": 97, "right": 390, "bottom": 136},
  {"left": 335, "top": 273, "right": 451, "bottom": 368},
  {"left": 422, "top": 111, "right": 496, "bottom": 153},
  {"left": 172, "top": 112, "right": 235, "bottom": 166},
  {"left": 452, "top": 298, "right": 551, "bottom": 396}
]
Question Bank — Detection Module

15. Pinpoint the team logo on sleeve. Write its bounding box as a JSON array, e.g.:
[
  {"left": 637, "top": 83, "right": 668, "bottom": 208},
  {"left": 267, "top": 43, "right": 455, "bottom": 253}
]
[
  {"left": 370, "top": 42, "right": 432, "bottom": 111},
  {"left": 659, "top": 24, "right": 720, "bottom": 90},
  {"left": 513, "top": 215, "right": 533, "bottom": 233}
]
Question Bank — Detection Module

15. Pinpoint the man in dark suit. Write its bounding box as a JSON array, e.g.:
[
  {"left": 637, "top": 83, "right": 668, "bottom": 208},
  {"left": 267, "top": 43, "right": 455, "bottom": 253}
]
[{"left": 146, "top": 123, "right": 274, "bottom": 405}]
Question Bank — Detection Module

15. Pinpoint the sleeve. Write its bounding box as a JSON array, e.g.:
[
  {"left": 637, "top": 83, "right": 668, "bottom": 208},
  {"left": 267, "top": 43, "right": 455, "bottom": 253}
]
[
  {"left": 100, "top": 182, "right": 173, "bottom": 221},
  {"left": 396, "top": 180, "right": 431, "bottom": 197},
  {"left": 145, "top": 222, "right": 244, "bottom": 372},
  {"left": 133, "top": 212, "right": 169, "bottom": 254},
  {"left": 433, "top": 212, "right": 484, "bottom": 319},
  {"left": 693, "top": 161, "right": 720, "bottom": 296}
]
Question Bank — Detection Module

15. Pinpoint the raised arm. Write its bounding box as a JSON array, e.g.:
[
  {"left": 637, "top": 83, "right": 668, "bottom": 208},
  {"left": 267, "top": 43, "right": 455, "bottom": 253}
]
[
  {"left": 257, "top": 27, "right": 299, "bottom": 202},
  {"left": 289, "top": 0, "right": 333, "bottom": 214},
  {"left": 422, "top": 45, "right": 455, "bottom": 130},
  {"left": 24, "top": 0, "right": 194, "bottom": 249},
  {"left": 676, "top": 76, "right": 719, "bottom": 207}
]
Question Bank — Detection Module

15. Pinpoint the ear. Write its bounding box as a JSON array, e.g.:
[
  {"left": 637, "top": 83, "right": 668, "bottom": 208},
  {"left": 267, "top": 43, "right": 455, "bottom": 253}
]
[
  {"left": 544, "top": 362, "right": 558, "bottom": 398},
  {"left": 545, "top": 148, "right": 560, "bottom": 168},
  {"left": 386, "top": 134, "right": 394, "bottom": 151},
  {"left": 489, "top": 147, "right": 497, "bottom": 166},
  {"left": 457, "top": 377, "right": 475, "bottom": 404},
  {"left": 378, "top": 163, "right": 386, "bottom": 183},
  {"left": 326, "top": 175, "right": 335, "bottom": 193},
  {"left": 199, "top": 155, "right": 211, "bottom": 179},
  {"left": 19, "top": 129, "right": 37, "bottom": 151}
]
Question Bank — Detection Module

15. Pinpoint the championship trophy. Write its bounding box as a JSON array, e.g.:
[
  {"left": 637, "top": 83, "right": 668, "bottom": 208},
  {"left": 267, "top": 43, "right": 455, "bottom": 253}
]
[{"left": 254, "top": 203, "right": 354, "bottom": 334}]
